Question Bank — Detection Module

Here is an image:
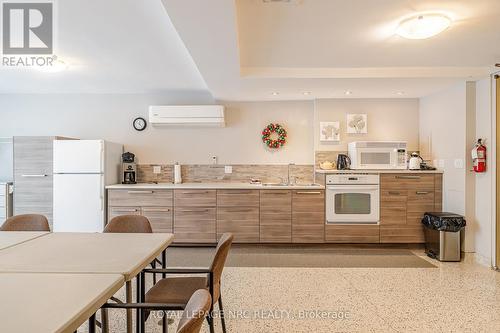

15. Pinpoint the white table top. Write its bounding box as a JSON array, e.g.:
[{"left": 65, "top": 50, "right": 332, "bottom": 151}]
[
  {"left": 0, "top": 272, "right": 123, "bottom": 333},
  {"left": 0, "top": 232, "right": 174, "bottom": 281},
  {"left": 0, "top": 231, "right": 49, "bottom": 251}
]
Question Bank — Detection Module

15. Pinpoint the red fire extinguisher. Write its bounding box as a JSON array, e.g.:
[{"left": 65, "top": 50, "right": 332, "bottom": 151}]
[{"left": 472, "top": 139, "right": 486, "bottom": 173}]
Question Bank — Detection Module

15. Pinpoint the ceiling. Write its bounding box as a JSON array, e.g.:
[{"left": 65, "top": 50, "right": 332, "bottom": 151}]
[
  {"left": 162, "top": 0, "right": 500, "bottom": 100},
  {"left": 1, "top": 0, "right": 499, "bottom": 100},
  {"left": 0, "top": 0, "right": 207, "bottom": 94}
]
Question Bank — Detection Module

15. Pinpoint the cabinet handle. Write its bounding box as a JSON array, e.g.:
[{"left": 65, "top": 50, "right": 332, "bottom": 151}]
[
  {"left": 296, "top": 191, "right": 322, "bottom": 195},
  {"left": 21, "top": 174, "right": 47, "bottom": 177},
  {"left": 181, "top": 191, "right": 210, "bottom": 195},
  {"left": 114, "top": 208, "right": 138, "bottom": 212},
  {"left": 388, "top": 191, "right": 400, "bottom": 195},
  {"left": 127, "top": 191, "right": 154, "bottom": 194},
  {"left": 224, "top": 208, "right": 254, "bottom": 213},
  {"left": 395, "top": 175, "right": 420, "bottom": 179},
  {"left": 225, "top": 190, "right": 252, "bottom": 194},
  {"left": 181, "top": 209, "right": 210, "bottom": 212},
  {"left": 416, "top": 191, "right": 430, "bottom": 195}
]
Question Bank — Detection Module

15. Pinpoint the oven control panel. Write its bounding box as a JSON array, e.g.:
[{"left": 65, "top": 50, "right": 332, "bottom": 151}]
[{"left": 326, "top": 174, "right": 380, "bottom": 185}]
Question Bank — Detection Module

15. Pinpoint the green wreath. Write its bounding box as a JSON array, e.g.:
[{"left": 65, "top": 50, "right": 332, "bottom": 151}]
[{"left": 261, "top": 123, "right": 287, "bottom": 149}]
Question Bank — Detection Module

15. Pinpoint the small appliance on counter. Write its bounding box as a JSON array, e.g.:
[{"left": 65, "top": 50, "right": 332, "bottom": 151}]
[
  {"left": 319, "top": 161, "right": 335, "bottom": 170},
  {"left": 408, "top": 152, "right": 423, "bottom": 170},
  {"left": 336, "top": 154, "right": 351, "bottom": 170},
  {"left": 348, "top": 141, "right": 407, "bottom": 169},
  {"left": 122, "top": 152, "right": 137, "bottom": 184}
]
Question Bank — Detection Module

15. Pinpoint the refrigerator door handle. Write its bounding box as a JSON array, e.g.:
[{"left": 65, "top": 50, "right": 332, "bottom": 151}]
[{"left": 100, "top": 175, "right": 104, "bottom": 211}]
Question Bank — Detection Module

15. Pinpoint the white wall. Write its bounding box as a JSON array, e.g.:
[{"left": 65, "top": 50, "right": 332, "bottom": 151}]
[
  {"left": 0, "top": 94, "right": 314, "bottom": 164},
  {"left": 314, "top": 98, "right": 420, "bottom": 152},
  {"left": 474, "top": 78, "right": 494, "bottom": 264},
  {"left": 419, "top": 82, "right": 478, "bottom": 252}
]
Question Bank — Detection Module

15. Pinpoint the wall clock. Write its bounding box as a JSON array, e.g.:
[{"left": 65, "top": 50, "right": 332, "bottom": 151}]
[{"left": 133, "top": 117, "right": 147, "bottom": 131}]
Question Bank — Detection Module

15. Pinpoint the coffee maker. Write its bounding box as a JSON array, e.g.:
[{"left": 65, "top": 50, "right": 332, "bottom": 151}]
[{"left": 122, "top": 152, "right": 137, "bottom": 184}]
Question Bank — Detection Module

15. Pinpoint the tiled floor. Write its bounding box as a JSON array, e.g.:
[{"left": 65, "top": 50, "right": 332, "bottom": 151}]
[{"left": 80, "top": 249, "right": 500, "bottom": 333}]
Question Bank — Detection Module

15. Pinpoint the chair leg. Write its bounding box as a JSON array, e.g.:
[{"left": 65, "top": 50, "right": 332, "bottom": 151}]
[
  {"left": 100, "top": 308, "right": 109, "bottom": 333},
  {"left": 219, "top": 294, "right": 227, "bottom": 333},
  {"left": 162, "top": 312, "right": 168, "bottom": 333},
  {"left": 206, "top": 316, "right": 215, "bottom": 333},
  {"left": 151, "top": 260, "right": 157, "bottom": 285}
]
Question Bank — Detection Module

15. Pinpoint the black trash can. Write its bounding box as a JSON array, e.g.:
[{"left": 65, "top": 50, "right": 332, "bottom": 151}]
[{"left": 421, "top": 212, "right": 466, "bottom": 262}]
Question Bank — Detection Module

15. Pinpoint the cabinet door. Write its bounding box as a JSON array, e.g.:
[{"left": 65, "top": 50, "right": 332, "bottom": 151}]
[
  {"left": 217, "top": 207, "right": 259, "bottom": 243},
  {"left": 108, "top": 206, "right": 141, "bottom": 221},
  {"left": 174, "top": 190, "right": 216, "bottom": 207},
  {"left": 142, "top": 207, "right": 173, "bottom": 233},
  {"left": 217, "top": 190, "right": 259, "bottom": 207},
  {"left": 407, "top": 190, "right": 435, "bottom": 225},
  {"left": 174, "top": 207, "right": 216, "bottom": 243},
  {"left": 260, "top": 190, "right": 292, "bottom": 243},
  {"left": 325, "top": 224, "right": 379, "bottom": 243},
  {"left": 13, "top": 137, "right": 54, "bottom": 227},
  {"left": 380, "top": 225, "right": 425, "bottom": 243},
  {"left": 108, "top": 190, "right": 173, "bottom": 207},
  {"left": 380, "top": 190, "right": 407, "bottom": 225},
  {"left": 292, "top": 190, "right": 325, "bottom": 243}
]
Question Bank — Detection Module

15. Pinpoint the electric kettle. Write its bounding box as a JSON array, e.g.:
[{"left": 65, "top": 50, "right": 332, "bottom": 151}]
[
  {"left": 408, "top": 152, "right": 423, "bottom": 170},
  {"left": 336, "top": 154, "right": 351, "bottom": 170}
]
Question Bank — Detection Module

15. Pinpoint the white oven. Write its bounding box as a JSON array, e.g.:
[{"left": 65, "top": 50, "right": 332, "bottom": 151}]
[
  {"left": 348, "top": 141, "right": 407, "bottom": 169},
  {"left": 326, "top": 174, "right": 379, "bottom": 224}
]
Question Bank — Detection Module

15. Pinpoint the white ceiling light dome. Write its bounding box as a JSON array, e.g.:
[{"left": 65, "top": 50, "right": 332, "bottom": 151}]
[{"left": 396, "top": 13, "right": 451, "bottom": 39}]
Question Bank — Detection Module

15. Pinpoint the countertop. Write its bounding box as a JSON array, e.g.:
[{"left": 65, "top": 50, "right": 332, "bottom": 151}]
[
  {"left": 315, "top": 169, "right": 443, "bottom": 174},
  {"left": 106, "top": 182, "right": 325, "bottom": 190}
]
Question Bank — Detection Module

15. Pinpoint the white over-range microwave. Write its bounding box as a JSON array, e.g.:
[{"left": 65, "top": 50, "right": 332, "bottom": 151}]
[{"left": 348, "top": 141, "right": 407, "bottom": 169}]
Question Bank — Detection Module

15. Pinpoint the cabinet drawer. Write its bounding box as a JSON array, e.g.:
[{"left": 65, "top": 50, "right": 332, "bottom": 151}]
[
  {"left": 381, "top": 174, "right": 435, "bottom": 190},
  {"left": 174, "top": 190, "right": 216, "bottom": 207},
  {"left": 325, "top": 224, "right": 379, "bottom": 243},
  {"left": 174, "top": 207, "right": 216, "bottom": 243},
  {"left": 142, "top": 207, "right": 173, "bottom": 233},
  {"left": 260, "top": 190, "right": 291, "bottom": 214},
  {"left": 380, "top": 225, "right": 425, "bottom": 243},
  {"left": 380, "top": 190, "right": 407, "bottom": 225},
  {"left": 108, "top": 206, "right": 141, "bottom": 221},
  {"left": 292, "top": 212, "right": 325, "bottom": 243},
  {"left": 292, "top": 190, "right": 325, "bottom": 212},
  {"left": 217, "top": 207, "right": 259, "bottom": 243},
  {"left": 407, "top": 190, "right": 435, "bottom": 225},
  {"left": 108, "top": 190, "right": 172, "bottom": 207},
  {"left": 217, "top": 190, "right": 259, "bottom": 207}
]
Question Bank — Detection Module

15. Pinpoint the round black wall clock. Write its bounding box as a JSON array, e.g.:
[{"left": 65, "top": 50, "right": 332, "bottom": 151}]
[{"left": 133, "top": 117, "right": 147, "bottom": 131}]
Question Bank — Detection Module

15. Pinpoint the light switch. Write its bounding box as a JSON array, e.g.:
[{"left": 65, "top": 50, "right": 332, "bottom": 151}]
[
  {"left": 454, "top": 159, "right": 464, "bottom": 169},
  {"left": 153, "top": 165, "right": 161, "bottom": 174},
  {"left": 225, "top": 165, "right": 232, "bottom": 174}
]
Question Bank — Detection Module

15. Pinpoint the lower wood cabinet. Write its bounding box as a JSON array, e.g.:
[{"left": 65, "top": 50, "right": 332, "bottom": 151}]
[
  {"left": 174, "top": 207, "right": 216, "bottom": 243},
  {"left": 325, "top": 224, "right": 379, "bottom": 243},
  {"left": 260, "top": 190, "right": 292, "bottom": 243},
  {"left": 142, "top": 207, "right": 173, "bottom": 233},
  {"left": 292, "top": 190, "right": 325, "bottom": 243},
  {"left": 217, "top": 207, "right": 259, "bottom": 242}
]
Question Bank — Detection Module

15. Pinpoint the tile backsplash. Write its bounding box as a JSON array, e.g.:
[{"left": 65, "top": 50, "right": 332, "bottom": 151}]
[{"left": 137, "top": 164, "right": 314, "bottom": 184}]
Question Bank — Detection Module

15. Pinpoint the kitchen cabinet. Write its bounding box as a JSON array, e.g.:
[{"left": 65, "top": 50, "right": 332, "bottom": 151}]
[
  {"left": 292, "top": 190, "right": 325, "bottom": 243},
  {"left": 174, "top": 190, "right": 216, "bottom": 243},
  {"left": 260, "top": 190, "right": 292, "bottom": 243},
  {"left": 13, "top": 136, "right": 66, "bottom": 229},
  {"left": 107, "top": 189, "right": 173, "bottom": 233},
  {"left": 380, "top": 174, "right": 442, "bottom": 243},
  {"left": 216, "top": 190, "right": 259, "bottom": 243}
]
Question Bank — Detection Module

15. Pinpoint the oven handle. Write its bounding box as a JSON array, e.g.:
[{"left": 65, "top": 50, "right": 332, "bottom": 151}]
[{"left": 326, "top": 185, "right": 379, "bottom": 191}]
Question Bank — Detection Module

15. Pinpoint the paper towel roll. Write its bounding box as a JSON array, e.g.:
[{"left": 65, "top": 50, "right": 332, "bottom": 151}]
[{"left": 174, "top": 163, "right": 182, "bottom": 184}]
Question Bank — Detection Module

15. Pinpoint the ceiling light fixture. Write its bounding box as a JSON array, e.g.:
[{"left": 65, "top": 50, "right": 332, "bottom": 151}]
[
  {"left": 396, "top": 13, "right": 451, "bottom": 39},
  {"left": 271, "top": 92, "right": 279, "bottom": 96},
  {"left": 344, "top": 91, "right": 352, "bottom": 95},
  {"left": 396, "top": 91, "right": 405, "bottom": 96},
  {"left": 302, "top": 91, "right": 311, "bottom": 96}
]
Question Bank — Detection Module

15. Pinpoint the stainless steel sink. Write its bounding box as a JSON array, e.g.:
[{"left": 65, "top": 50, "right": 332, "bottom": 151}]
[{"left": 261, "top": 183, "right": 288, "bottom": 186}]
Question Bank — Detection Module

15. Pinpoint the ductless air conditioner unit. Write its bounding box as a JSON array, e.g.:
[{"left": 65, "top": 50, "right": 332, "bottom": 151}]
[{"left": 148, "top": 105, "right": 225, "bottom": 127}]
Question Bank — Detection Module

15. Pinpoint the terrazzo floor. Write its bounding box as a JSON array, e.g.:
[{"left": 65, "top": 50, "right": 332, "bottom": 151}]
[{"left": 77, "top": 247, "right": 500, "bottom": 333}]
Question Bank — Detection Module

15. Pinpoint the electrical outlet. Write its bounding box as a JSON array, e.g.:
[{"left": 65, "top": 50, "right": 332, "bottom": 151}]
[
  {"left": 211, "top": 156, "right": 218, "bottom": 165},
  {"left": 454, "top": 159, "right": 464, "bottom": 169},
  {"left": 225, "top": 165, "right": 232, "bottom": 174},
  {"left": 153, "top": 165, "right": 161, "bottom": 174}
]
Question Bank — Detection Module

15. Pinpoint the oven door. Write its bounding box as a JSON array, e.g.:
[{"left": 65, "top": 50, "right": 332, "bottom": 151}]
[{"left": 326, "top": 185, "right": 380, "bottom": 224}]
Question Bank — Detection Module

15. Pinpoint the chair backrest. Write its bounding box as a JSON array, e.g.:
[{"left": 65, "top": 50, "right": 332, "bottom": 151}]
[
  {"left": 103, "top": 215, "right": 153, "bottom": 233},
  {"left": 0, "top": 214, "right": 50, "bottom": 231},
  {"left": 176, "top": 289, "right": 211, "bottom": 333},
  {"left": 209, "top": 233, "right": 233, "bottom": 301}
]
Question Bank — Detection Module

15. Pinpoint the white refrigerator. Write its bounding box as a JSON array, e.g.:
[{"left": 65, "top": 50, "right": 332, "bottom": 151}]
[{"left": 53, "top": 140, "right": 123, "bottom": 232}]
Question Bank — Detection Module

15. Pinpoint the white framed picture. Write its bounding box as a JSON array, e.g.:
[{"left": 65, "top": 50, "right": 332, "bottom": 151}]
[
  {"left": 320, "top": 121, "right": 340, "bottom": 142},
  {"left": 346, "top": 114, "right": 368, "bottom": 134}
]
